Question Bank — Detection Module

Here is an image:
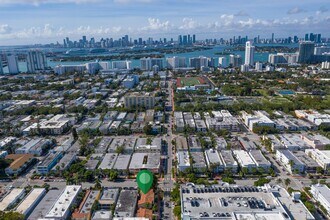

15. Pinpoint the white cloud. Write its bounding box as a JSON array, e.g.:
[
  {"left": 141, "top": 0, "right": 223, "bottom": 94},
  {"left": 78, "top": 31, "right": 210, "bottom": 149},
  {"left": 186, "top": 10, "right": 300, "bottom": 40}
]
[
  {"left": 141, "top": 18, "right": 171, "bottom": 31},
  {"left": 0, "top": 16, "right": 329, "bottom": 44},
  {"left": 0, "top": 24, "right": 12, "bottom": 34},
  {"left": 219, "top": 14, "right": 235, "bottom": 27},
  {"left": 179, "top": 18, "right": 199, "bottom": 30}
]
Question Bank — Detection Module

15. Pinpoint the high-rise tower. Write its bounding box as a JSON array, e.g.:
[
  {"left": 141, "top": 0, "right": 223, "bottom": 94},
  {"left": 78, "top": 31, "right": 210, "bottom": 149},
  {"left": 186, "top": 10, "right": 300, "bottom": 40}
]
[
  {"left": 244, "top": 41, "right": 255, "bottom": 66},
  {"left": 298, "top": 41, "right": 315, "bottom": 63},
  {"left": 26, "top": 51, "right": 48, "bottom": 73}
]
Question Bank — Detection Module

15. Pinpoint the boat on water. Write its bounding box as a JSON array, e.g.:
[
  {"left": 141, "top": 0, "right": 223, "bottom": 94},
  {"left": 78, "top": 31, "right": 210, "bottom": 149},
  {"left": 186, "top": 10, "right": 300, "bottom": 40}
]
[
  {"left": 65, "top": 49, "right": 88, "bottom": 56},
  {"left": 89, "top": 48, "right": 108, "bottom": 54}
]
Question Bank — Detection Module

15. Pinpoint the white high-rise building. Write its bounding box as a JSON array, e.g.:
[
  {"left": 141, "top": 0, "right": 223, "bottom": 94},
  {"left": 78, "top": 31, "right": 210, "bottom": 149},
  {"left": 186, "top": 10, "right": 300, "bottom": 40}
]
[
  {"left": 268, "top": 53, "right": 299, "bottom": 65},
  {"left": 140, "top": 57, "right": 163, "bottom": 71},
  {"left": 321, "top": 61, "right": 330, "bottom": 69},
  {"left": 99, "top": 61, "right": 110, "bottom": 70},
  {"left": 241, "top": 64, "right": 249, "bottom": 72},
  {"left": 255, "top": 62, "right": 263, "bottom": 71},
  {"left": 218, "top": 57, "right": 227, "bottom": 68},
  {"left": 140, "top": 58, "right": 152, "bottom": 71},
  {"left": 85, "top": 62, "right": 101, "bottom": 74},
  {"left": 314, "top": 46, "right": 330, "bottom": 55},
  {"left": 189, "top": 56, "right": 208, "bottom": 69},
  {"left": 166, "top": 56, "right": 186, "bottom": 69},
  {"left": 7, "top": 54, "right": 19, "bottom": 74},
  {"left": 112, "top": 60, "right": 131, "bottom": 70},
  {"left": 244, "top": 41, "right": 255, "bottom": 66},
  {"left": 26, "top": 51, "right": 47, "bottom": 73},
  {"left": 229, "top": 54, "right": 242, "bottom": 67},
  {"left": 265, "top": 65, "right": 275, "bottom": 72}
]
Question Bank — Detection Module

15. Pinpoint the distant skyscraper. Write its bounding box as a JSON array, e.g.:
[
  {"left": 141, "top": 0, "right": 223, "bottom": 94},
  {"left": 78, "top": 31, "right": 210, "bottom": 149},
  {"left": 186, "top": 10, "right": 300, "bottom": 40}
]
[
  {"left": 124, "top": 35, "right": 129, "bottom": 46},
  {"left": 0, "top": 56, "right": 3, "bottom": 74},
  {"left": 244, "top": 41, "right": 255, "bottom": 66},
  {"left": 192, "top": 35, "right": 196, "bottom": 44},
  {"left": 271, "top": 33, "right": 274, "bottom": 43},
  {"left": 183, "top": 35, "right": 188, "bottom": 45},
  {"left": 294, "top": 36, "right": 298, "bottom": 43},
  {"left": 178, "top": 35, "right": 183, "bottom": 45},
  {"left": 309, "top": 33, "right": 315, "bottom": 42},
  {"left": 298, "top": 41, "right": 315, "bottom": 63},
  {"left": 65, "top": 37, "right": 70, "bottom": 47},
  {"left": 317, "top": 34, "right": 321, "bottom": 43},
  {"left": 305, "top": 34, "right": 309, "bottom": 41},
  {"left": 26, "top": 51, "right": 48, "bottom": 73},
  {"left": 7, "top": 54, "right": 19, "bottom": 74}
]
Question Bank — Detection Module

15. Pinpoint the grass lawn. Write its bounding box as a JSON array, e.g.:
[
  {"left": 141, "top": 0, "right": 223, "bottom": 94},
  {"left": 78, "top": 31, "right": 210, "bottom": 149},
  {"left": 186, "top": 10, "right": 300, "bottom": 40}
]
[
  {"left": 179, "top": 77, "right": 203, "bottom": 87},
  {"left": 255, "top": 89, "right": 269, "bottom": 97},
  {"left": 268, "top": 97, "right": 292, "bottom": 104}
]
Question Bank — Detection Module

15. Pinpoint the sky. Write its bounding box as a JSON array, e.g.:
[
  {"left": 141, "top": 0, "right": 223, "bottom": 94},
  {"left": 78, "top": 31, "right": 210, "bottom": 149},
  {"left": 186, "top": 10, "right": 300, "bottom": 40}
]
[{"left": 0, "top": 0, "right": 329, "bottom": 45}]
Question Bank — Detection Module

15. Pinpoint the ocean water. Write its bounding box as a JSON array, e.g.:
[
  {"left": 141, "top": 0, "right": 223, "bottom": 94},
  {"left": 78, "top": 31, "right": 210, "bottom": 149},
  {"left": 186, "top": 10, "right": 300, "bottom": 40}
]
[{"left": 2, "top": 43, "right": 298, "bottom": 73}]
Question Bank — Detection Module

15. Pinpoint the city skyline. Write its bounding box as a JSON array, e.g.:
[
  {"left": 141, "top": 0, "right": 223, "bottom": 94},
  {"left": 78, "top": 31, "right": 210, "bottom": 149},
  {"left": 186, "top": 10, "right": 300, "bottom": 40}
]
[{"left": 0, "top": 0, "right": 330, "bottom": 45}]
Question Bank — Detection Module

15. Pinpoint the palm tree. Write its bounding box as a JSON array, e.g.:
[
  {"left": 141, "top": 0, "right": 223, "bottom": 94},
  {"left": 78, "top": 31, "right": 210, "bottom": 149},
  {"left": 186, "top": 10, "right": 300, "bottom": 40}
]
[
  {"left": 284, "top": 178, "right": 291, "bottom": 188},
  {"left": 289, "top": 160, "right": 295, "bottom": 167},
  {"left": 276, "top": 178, "right": 282, "bottom": 185},
  {"left": 94, "top": 178, "right": 101, "bottom": 190},
  {"left": 242, "top": 167, "right": 249, "bottom": 176}
]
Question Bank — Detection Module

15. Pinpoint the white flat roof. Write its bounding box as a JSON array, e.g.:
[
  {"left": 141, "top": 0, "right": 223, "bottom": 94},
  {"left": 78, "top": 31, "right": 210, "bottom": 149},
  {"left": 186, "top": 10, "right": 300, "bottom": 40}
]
[
  {"left": 0, "top": 188, "right": 25, "bottom": 211},
  {"left": 113, "top": 154, "right": 131, "bottom": 170},
  {"left": 205, "top": 149, "right": 223, "bottom": 165},
  {"left": 16, "top": 188, "right": 46, "bottom": 215},
  {"left": 233, "top": 150, "right": 256, "bottom": 166},
  {"left": 129, "top": 153, "right": 160, "bottom": 170},
  {"left": 98, "top": 153, "right": 118, "bottom": 170},
  {"left": 92, "top": 210, "right": 112, "bottom": 219},
  {"left": 45, "top": 185, "right": 81, "bottom": 218},
  {"left": 305, "top": 149, "right": 330, "bottom": 166},
  {"left": 177, "top": 151, "right": 190, "bottom": 167},
  {"left": 312, "top": 184, "right": 330, "bottom": 202},
  {"left": 276, "top": 187, "right": 315, "bottom": 220},
  {"left": 321, "top": 150, "right": 330, "bottom": 161},
  {"left": 234, "top": 212, "right": 285, "bottom": 220}
]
